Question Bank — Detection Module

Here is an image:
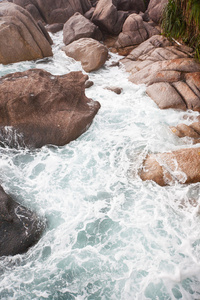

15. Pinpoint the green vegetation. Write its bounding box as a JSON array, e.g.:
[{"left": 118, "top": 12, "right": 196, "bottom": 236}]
[{"left": 162, "top": 0, "right": 200, "bottom": 60}]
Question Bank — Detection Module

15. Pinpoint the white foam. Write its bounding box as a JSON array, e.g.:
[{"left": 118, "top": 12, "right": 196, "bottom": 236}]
[{"left": 0, "top": 32, "right": 199, "bottom": 300}]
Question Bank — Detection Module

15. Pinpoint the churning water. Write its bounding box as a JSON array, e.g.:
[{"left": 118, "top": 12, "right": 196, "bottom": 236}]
[{"left": 0, "top": 32, "right": 200, "bottom": 300}]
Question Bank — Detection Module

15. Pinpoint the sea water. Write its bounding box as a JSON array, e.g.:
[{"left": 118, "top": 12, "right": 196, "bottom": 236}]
[{"left": 0, "top": 31, "right": 200, "bottom": 300}]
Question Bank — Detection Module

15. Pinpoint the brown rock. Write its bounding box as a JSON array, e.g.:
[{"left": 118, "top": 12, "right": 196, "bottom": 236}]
[
  {"left": 170, "top": 126, "right": 185, "bottom": 138},
  {"left": 143, "top": 21, "right": 160, "bottom": 37},
  {"left": 117, "top": 0, "right": 147, "bottom": 12},
  {"left": 84, "top": 7, "right": 95, "bottom": 19},
  {"left": 191, "top": 121, "right": 200, "bottom": 134},
  {"left": 92, "top": 0, "right": 128, "bottom": 35},
  {"left": 185, "top": 72, "right": 200, "bottom": 99},
  {"left": 128, "top": 58, "right": 200, "bottom": 84},
  {"left": 46, "top": 23, "right": 64, "bottom": 33},
  {"left": 105, "top": 87, "right": 123, "bottom": 94},
  {"left": 115, "top": 14, "right": 148, "bottom": 48},
  {"left": 115, "top": 14, "right": 160, "bottom": 48},
  {"left": 37, "top": 20, "right": 53, "bottom": 45},
  {"left": 139, "top": 147, "right": 200, "bottom": 185},
  {"left": 146, "top": 82, "right": 186, "bottom": 110},
  {"left": 147, "top": 0, "right": 168, "bottom": 24},
  {"left": 177, "top": 124, "right": 200, "bottom": 138},
  {"left": 0, "top": 185, "right": 45, "bottom": 257},
  {"left": 0, "top": 2, "right": 52, "bottom": 65},
  {"left": 62, "top": 38, "right": 108, "bottom": 72},
  {"left": 63, "top": 12, "right": 102, "bottom": 46},
  {"left": 25, "top": 3, "right": 44, "bottom": 22},
  {"left": 170, "top": 120, "right": 200, "bottom": 144},
  {"left": 125, "top": 35, "right": 171, "bottom": 61},
  {"left": 9, "top": 0, "right": 92, "bottom": 24},
  {"left": 120, "top": 35, "right": 200, "bottom": 111},
  {"left": 172, "top": 81, "right": 200, "bottom": 112},
  {"left": 85, "top": 80, "right": 94, "bottom": 88},
  {"left": 0, "top": 69, "right": 100, "bottom": 148}
]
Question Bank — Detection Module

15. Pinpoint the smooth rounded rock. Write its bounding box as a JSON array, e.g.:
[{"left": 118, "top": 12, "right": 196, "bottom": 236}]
[
  {"left": 116, "top": 14, "right": 148, "bottom": 48},
  {"left": 62, "top": 38, "right": 108, "bottom": 72},
  {"left": 0, "top": 2, "right": 52, "bottom": 65},
  {"left": 63, "top": 12, "right": 102, "bottom": 46}
]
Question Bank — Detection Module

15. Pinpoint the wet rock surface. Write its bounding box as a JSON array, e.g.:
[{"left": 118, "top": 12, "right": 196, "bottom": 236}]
[
  {"left": 0, "top": 185, "right": 44, "bottom": 257},
  {"left": 105, "top": 86, "right": 123, "bottom": 94},
  {"left": 171, "top": 116, "right": 200, "bottom": 144},
  {"left": 0, "top": 69, "right": 100, "bottom": 148},
  {"left": 139, "top": 147, "right": 200, "bottom": 186}
]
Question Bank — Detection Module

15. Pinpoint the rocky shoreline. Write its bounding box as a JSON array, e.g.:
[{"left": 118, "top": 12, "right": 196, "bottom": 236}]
[{"left": 0, "top": 0, "right": 199, "bottom": 256}]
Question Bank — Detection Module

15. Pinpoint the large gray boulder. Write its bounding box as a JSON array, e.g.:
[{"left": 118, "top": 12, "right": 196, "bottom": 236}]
[
  {"left": 0, "top": 69, "right": 100, "bottom": 148},
  {"left": 0, "top": 2, "right": 52, "bottom": 65},
  {"left": 63, "top": 12, "right": 102, "bottom": 46}
]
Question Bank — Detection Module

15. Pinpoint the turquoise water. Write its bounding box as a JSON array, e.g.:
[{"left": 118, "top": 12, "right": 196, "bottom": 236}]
[{"left": 0, "top": 32, "right": 200, "bottom": 300}]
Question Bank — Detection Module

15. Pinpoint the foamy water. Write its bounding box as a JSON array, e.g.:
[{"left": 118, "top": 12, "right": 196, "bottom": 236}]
[{"left": 0, "top": 31, "right": 200, "bottom": 300}]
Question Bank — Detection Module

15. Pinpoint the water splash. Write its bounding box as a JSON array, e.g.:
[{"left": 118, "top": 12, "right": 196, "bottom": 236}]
[{"left": 0, "top": 32, "right": 199, "bottom": 300}]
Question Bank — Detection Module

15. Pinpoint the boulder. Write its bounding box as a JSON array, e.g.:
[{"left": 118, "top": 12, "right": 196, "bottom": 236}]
[
  {"left": 121, "top": 35, "right": 200, "bottom": 111},
  {"left": 46, "top": 23, "right": 63, "bottom": 33},
  {"left": 25, "top": 3, "right": 44, "bottom": 22},
  {"left": 0, "top": 2, "right": 52, "bottom": 65},
  {"left": 85, "top": 80, "right": 94, "bottom": 88},
  {"left": 147, "top": 0, "right": 168, "bottom": 24},
  {"left": 62, "top": 38, "right": 108, "bottom": 72},
  {"left": 185, "top": 72, "right": 200, "bottom": 99},
  {"left": 105, "top": 87, "right": 122, "bottom": 94},
  {"left": 0, "top": 69, "right": 100, "bottom": 148},
  {"left": 90, "top": 0, "right": 98, "bottom": 7},
  {"left": 0, "top": 185, "right": 44, "bottom": 257},
  {"left": 37, "top": 20, "right": 53, "bottom": 45},
  {"left": 92, "top": 0, "right": 128, "bottom": 35},
  {"left": 84, "top": 7, "right": 95, "bottom": 19},
  {"left": 116, "top": 14, "right": 148, "bottom": 47},
  {"left": 170, "top": 116, "right": 200, "bottom": 144},
  {"left": 115, "top": 13, "right": 160, "bottom": 48},
  {"left": 9, "top": 0, "right": 92, "bottom": 24},
  {"left": 125, "top": 35, "right": 171, "bottom": 61},
  {"left": 63, "top": 12, "right": 102, "bottom": 46},
  {"left": 139, "top": 147, "right": 200, "bottom": 186},
  {"left": 146, "top": 82, "right": 186, "bottom": 110}
]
